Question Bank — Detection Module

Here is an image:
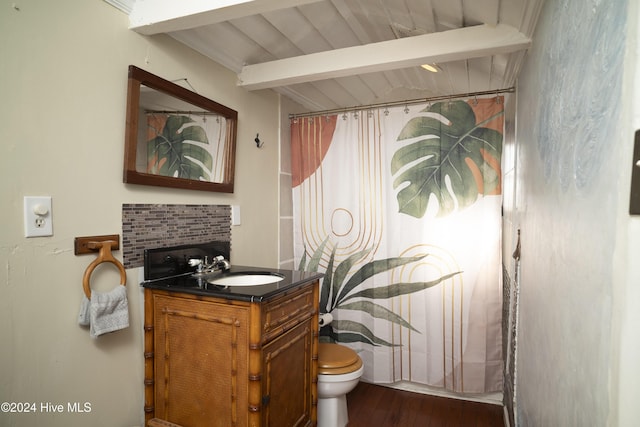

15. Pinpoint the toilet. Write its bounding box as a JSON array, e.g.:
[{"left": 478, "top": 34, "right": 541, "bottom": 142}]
[{"left": 317, "top": 342, "right": 364, "bottom": 427}]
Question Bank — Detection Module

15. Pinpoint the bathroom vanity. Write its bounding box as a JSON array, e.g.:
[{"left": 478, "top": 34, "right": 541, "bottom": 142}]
[{"left": 141, "top": 244, "right": 322, "bottom": 427}]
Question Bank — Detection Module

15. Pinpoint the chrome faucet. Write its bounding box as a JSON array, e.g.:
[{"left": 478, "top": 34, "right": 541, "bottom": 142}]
[
  {"left": 189, "top": 255, "right": 230, "bottom": 274},
  {"left": 210, "top": 255, "right": 230, "bottom": 271}
]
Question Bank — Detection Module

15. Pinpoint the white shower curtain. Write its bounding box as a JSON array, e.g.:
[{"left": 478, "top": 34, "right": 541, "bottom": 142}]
[{"left": 291, "top": 98, "right": 504, "bottom": 393}]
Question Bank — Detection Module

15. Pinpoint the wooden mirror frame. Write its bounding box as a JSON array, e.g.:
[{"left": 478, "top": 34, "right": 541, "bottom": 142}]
[{"left": 123, "top": 65, "right": 237, "bottom": 193}]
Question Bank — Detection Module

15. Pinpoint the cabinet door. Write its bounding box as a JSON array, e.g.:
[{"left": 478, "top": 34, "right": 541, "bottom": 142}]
[
  {"left": 153, "top": 295, "right": 249, "bottom": 427},
  {"left": 262, "top": 320, "right": 314, "bottom": 427}
]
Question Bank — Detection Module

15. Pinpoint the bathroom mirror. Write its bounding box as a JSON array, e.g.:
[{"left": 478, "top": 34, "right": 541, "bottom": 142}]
[{"left": 123, "top": 65, "right": 237, "bottom": 193}]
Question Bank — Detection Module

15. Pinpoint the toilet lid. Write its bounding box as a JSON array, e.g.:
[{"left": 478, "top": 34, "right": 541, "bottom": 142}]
[{"left": 318, "top": 343, "right": 362, "bottom": 374}]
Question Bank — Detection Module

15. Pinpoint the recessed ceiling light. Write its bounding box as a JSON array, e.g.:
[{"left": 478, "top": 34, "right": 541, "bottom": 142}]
[{"left": 421, "top": 64, "right": 439, "bottom": 73}]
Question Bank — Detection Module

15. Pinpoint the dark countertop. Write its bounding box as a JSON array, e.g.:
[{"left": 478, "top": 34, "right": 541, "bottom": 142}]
[{"left": 141, "top": 265, "right": 324, "bottom": 302}]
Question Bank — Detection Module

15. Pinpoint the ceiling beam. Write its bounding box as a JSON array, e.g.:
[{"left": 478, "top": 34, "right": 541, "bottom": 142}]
[
  {"left": 129, "top": 0, "right": 322, "bottom": 35},
  {"left": 237, "top": 24, "right": 531, "bottom": 90}
]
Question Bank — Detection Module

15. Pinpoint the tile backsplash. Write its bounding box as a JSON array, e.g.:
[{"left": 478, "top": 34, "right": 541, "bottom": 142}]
[{"left": 122, "top": 204, "right": 231, "bottom": 268}]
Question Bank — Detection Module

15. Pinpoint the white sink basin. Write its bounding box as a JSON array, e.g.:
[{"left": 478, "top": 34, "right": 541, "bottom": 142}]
[{"left": 208, "top": 273, "right": 285, "bottom": 287}]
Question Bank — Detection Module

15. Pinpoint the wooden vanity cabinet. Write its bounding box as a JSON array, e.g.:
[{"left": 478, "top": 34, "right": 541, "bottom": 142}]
[{"left": 143, "top": 280, "right": 319, "bottom": 427}]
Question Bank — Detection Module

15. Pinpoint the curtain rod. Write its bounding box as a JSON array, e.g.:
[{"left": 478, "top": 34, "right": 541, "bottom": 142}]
[{"left": 288, "top": 87, "right": 515, "bottom": 120}]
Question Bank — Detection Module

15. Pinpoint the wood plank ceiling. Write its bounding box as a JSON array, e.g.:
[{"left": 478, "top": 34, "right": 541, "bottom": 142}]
[{"left": 109, "top": 0, "right": 545, "bottom": 113}]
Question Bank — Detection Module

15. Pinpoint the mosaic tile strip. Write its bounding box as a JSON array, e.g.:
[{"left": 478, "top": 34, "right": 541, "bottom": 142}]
[{"left": 122, "top": 204, "right": 231, "bottom": 269}]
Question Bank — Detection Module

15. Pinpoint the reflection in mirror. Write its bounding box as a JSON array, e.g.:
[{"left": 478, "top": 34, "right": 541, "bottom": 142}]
[
  {"left": 124, "top": 66, "right": 237, "bottom": 193},
  {"left": 138, "top": 86, "right": 230, "bottom": 183}
]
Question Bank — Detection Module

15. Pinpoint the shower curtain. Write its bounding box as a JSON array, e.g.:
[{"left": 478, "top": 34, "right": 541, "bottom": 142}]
[{"left": 291, "top": 98, "right": 504, "bottom": 393}]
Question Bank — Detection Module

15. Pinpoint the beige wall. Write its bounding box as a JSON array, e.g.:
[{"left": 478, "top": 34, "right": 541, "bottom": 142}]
[{"left": 0, "top": 1, "right": 280, "bottom": 425}]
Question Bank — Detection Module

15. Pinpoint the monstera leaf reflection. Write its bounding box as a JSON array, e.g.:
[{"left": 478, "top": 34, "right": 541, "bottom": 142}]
[{"left": 147, "top": 115, "right": 213, "bottom": 181}]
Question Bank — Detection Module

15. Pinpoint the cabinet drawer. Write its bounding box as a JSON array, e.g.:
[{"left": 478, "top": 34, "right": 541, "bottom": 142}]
[{"left": 262, "top": 285, "right": 315, "bottom": 336}]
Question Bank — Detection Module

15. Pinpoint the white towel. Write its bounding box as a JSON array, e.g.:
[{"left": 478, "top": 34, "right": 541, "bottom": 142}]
[
  {"left": 78, "top": 297, "right": 91, "bottom": 326},
  {"left": 78, "top": 286, "right": 129, "bottom": 338}
]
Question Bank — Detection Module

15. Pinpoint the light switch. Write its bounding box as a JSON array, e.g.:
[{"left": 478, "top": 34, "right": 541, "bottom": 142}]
[
  {"left": 231, "top": 205, "right": 241, "bottom": 226},
  {"left": 24, "top": 196, "right": 53, "bottom": 237}
]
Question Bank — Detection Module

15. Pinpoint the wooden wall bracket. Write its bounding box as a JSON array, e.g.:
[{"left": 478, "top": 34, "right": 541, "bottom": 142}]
[{"left": 74, "top": 234, "right": 120, "bottom": 255}]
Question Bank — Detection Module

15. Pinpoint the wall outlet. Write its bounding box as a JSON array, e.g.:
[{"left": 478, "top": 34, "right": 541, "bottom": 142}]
[{"left": 24, "top": 196, "right": 53, "bottom": 237}]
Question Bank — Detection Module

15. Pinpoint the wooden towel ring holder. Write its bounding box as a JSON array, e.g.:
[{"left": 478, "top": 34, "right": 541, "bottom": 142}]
[{"left": 82, "top": 240, "right": 127, "bottom": 299}]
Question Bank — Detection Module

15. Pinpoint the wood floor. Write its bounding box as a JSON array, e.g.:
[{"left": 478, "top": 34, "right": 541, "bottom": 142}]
[{"left": 346, "top": 382, "right": 504, "bottom": 427}]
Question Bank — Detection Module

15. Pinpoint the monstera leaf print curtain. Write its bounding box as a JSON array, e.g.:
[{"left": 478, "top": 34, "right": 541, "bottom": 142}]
[{"left": 291, "top": 98, "right": 504, "bottom": 393}]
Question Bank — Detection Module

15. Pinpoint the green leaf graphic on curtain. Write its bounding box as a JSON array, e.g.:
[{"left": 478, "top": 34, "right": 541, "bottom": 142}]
[
  {"left": 299, "top": 237, "right": 461, "bottom": 346},
  {"left": 391, "top": 100, "right": 503, "bottom": 218},
  {"left": 147, "top": 115, "right": 213, "bottom": 180}
]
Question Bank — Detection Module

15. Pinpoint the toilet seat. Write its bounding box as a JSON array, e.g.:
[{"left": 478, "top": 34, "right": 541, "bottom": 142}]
[{"left": 318, "top": 343, "right": 363, "bottom": 375}]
